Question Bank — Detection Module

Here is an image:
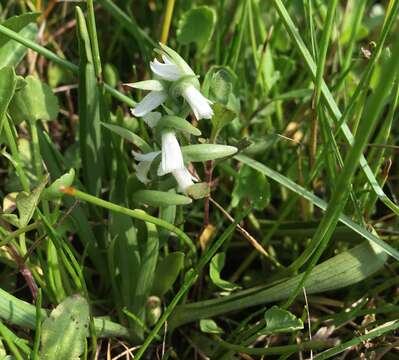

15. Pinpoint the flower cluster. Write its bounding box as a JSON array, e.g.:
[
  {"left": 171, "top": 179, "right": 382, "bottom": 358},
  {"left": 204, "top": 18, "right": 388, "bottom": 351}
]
[{"left": 128, "top": 44, "right": 214, "bottom": 194}]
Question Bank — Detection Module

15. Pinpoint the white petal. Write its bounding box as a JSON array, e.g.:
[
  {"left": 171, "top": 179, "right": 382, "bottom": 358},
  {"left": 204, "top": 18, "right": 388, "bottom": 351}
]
[
  {"left": 161, "top": 54, "right": 174, "bottom": 65},
  {"left": 182, "top": 85, "right": 214, "bottom": 120},
  {"left": 150, "top": 58, "right": 181, "bottom": 81},
  {"left": 142, "top": 112, "right": 162, "bottom": 128},
  {"left": 132, "top": 150, "right": 160, "bottom": 162},
  {"left": 124, "top": 80, "right": 164, "bottom": 91},
  {"left": 172, "top": 168, "right": 195, "bottom": 193},
  {"left": 131, "top": 91, "right": 167, "bottom": 117},
  {"left": 135, "top": 161, "right": 152, "bottom": 184},
  {"left": 159, "top": 131, "right": 184, "bottom": 175}
]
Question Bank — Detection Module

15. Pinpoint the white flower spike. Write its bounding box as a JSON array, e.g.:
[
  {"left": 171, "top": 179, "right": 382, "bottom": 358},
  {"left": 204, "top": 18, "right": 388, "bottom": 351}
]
[
  {"left": 172, "top": 167, "right": 196, "bottom": 193},
  {"left": 159, "top": 131, "right": 184, "bottom": 175},
  {"left": 132, "top": 151, "right": 160, "bottom": 184}
]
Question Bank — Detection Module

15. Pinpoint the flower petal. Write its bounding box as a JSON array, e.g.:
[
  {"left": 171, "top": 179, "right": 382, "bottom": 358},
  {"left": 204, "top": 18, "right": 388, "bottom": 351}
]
[
  {"left": 134, "top": 161, "right": 152, "bottom": 184},
  {"left": 150, "top": 58, "right": 181, "bottom": 81},
  {"left": 131, "top": 91, "right": 167, "bottom": 117},
  {"left": 172, "top": 167, "right": 195, "bottom": 193},
  {"left": 124, "top": 80, "right": 164, "bottom": 91},
  {"left": 182, "top": 85, "right": 214, "bottom": 120},
  {"left": 132, "top": 150, "right": 161, "bottom": 162},
  {"left": 159, "top": 131, "right": 184, "bottom": 175}
]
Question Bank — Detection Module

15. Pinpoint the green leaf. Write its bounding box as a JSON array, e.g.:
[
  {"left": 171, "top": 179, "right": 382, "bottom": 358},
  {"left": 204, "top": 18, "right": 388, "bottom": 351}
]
[
  {"left": 0, "top": 66, "right": 17, "bottom": 132},
  {"left": 177, "top": 6, "right": 216, "bottom": 52},
  {"left": 232, "top": 165, "right": 270, "bottom": 210},
  {"left": 0, "top": 13, "right": 39, "bottom": 68},
  {"left": 102, "top": 122, "right": 152, "bottom": 153},
  {"left": 211, "top": 103, "right": 237, "bottom": 133},
  {"left": 152, "top": 252, "right": 184, "bottom": 297},
  {"left": 42, "top": 169, "right": 75, "bottom": 200},
  {"left": 9, "top": 75, "right": 59, "bottom": 124},
  {"left": 199, "top": 319, "right": 224, "bottom": 334},
  {"left": 156, "top": 115, "right": 201, "bottom": 136},
  {"left": 261, "top": 306, "right": 303, "bottom": 334},
  {"left": 170, "top": 241, "right": 387, "bottom": 328},
  {"left": 16, "top": 178, "right": 47, "bottom": 227},
  {"left": 186, "top": 182, "right": 210, "bottom": 200},
  {"left": 40, "top": 295, "right": 89, "bottom": 360},
  {"left": 133, "top": 190, "right": 192, "bottom": 207},
  {"left": 182, "top": 144, "right": 237, "bottom": 162},
  {"left": 209, "top": 253, "right": 240, "bottom": 291}
]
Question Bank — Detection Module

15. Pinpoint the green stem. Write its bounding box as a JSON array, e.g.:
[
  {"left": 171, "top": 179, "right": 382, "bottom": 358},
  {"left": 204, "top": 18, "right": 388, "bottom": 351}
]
[
  {"left": 0, "top": 222, "right": 42, "bottom": 247},
  {"left": 62, "top": 188, "right": 196, "bottom": 254},
  {"left": 160, "top": 0, "right": 176, "bottom": 44},
  {"left": 134, "top": 212, "right": 248, "bottom": 359},
  {"left": 31, "top": 288, "right": 42, "bottom": 360}
]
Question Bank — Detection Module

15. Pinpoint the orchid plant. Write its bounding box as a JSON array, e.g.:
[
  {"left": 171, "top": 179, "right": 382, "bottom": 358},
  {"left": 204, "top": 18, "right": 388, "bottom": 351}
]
[{"left": 127, "top": 44, "right": 237, "bottom": 199}]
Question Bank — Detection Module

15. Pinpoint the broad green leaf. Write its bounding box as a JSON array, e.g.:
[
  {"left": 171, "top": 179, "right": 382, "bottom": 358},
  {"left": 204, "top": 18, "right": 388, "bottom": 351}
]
[
  {"left": 231, "top": 165, "right": 270, "bottom": 210},
  {"left": 133, "top": 190, "right": 192, "bottom": 207},
  {"left": 40, "top": 295, "right": 89, "bottom": 360},
  {"left": 0, "top": 66, "right": 17, "bottom": 132},
  {"left": 102, "top": 122, "right": 152, "bottom": 152},
  {"left": 152, "top": 252, "right": 184, "bottom": 296},
  {"left": 182, "top": 144, "right": 237, "bottom": 162},
  {"left": 9, "top": 76, "right": 59, "bottom": 124},
  {"left": 177, "top": 6, "right": 216, "bottom": 52},
  {"left": 156, "top": 115, "right": 201, "bottom": 136},
  {"left": 42, "top": 169, "right": 75, "bottom": 200},
  {"left": 0, "top": 13, "right": 39, "bottom": 68},
  {"left": 210, "top": 253, "right": 240, "bottom": 292},
  {"left": 261, "top": 306, "right": 303, "bottom": 334},
  {"left": 0, "top": 288, "right": 130, "bottom": 339},
  {"left": 211, "top": 103, "right": 236, "bottom": 134},
  {"left": 199, "top": 319, "right": 224, "bottom": 334},
  {"left": 16, "top": 178, "right": 47, "bottom": 227},
  {"left": 170, "top": 241, "right": 387, "bottom": 327}
]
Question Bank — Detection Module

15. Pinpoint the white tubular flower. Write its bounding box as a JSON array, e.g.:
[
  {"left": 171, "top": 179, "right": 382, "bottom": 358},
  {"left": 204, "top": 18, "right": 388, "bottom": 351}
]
[
  {"left": 172, "top": 167, "right": 196, "bottom": 193},
  {"left": 159, "top": 131, "right": 184, "bottom": 175},
  {"left": 181, "top": 84, "right": 214, "bottom": 120},
  {"left": 131, "top": 91, "right": 167, "bottom": 117},
  {"left": 132, "top": 151, "right": 160, "bottom": 184}
]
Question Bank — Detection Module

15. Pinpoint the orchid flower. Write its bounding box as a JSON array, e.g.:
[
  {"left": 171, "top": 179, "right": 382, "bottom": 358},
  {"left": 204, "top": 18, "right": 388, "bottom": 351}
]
[
  {"left": 129, "top": 44, "right": 214, "bottom": 120},
  {"left": 172, "top": 167, "right": 197, "bottom": 193},
  {"left": 158, "top": 131, "right": 185, "bottom": 175}
]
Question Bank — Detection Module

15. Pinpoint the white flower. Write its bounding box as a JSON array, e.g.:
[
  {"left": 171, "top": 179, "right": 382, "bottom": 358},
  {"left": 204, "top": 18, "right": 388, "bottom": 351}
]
[
  {"left": 132, "top": 151, "right": 160, "bottom": 184},
  {"left": 181, "top": 84, "right": 213, "bottom": 120},
  {"left": 131, "top": 90, "right": 167, "bottom": 117},
  {"left": 150, "top": 55, "right": 180, "bottom": 81},
  {"left": 151, "top": 45, "right": 214, "bottom": 120},
  {"left": 158, "top": 131, "right": 184, "bottom": 175},
  {"left": 172, "top": 167, "right": 196, "bottom": 193}
]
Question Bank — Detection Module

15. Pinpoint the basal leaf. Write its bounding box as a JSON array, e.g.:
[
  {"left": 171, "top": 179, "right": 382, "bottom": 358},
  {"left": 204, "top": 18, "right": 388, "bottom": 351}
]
[
  {"left": 152, "top": 252, "right": 184, "bottom": 297},
  {"left": 261, "top": 306, "right": 303, "bottom": 334},
  {"left": 199, "top": 319, "right": 224, "bottom": 334},
  {"left": 40, "top": 295, "right": 89, "bottom": 360},
  {"left": 177, "top": 6, "right": 216, "bottom": 52}
]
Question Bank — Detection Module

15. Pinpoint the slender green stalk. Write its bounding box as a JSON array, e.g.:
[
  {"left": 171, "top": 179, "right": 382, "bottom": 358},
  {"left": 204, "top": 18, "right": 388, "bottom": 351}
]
[
  {"left": 215, "top": 337, "right": 329, "bottom": 356},
  {"left": 314, "top": 321, "right": 399, "bottom": 359},
  {"left": 271, "top": 0, "right": 399, "bottom": 215},
  {"left": 61, "top": 187, "right": 196, "bottom": 254},
  {"left": 134, "top": 213, "right": 247, "bottom": 359},
  {"left": 0, "top": 222, "right": 42, "bottom": 247},
  {"left": 86, "top": 0, "right": 102, "bottom": 78},
  {"left": 314, "top": 0, "right": 338, "bottom": 105},
  {"left": 31, "top": 288, "right": 42, "bottom": 360},
  {"left": 284, "top": 33, "right": 399, "bottom": 307},
  {"left": 0, "top": 322, "right": 24, "bottom": 360}
]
